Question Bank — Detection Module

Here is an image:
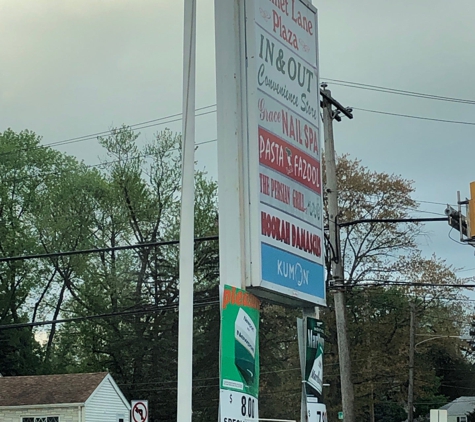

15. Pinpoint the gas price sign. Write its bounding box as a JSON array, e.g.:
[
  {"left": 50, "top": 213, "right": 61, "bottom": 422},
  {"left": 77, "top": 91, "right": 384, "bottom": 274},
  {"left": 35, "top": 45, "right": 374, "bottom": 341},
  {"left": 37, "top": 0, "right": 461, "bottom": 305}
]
[{"left": 219, "top": 286, "right": 260, "bottom": 422}]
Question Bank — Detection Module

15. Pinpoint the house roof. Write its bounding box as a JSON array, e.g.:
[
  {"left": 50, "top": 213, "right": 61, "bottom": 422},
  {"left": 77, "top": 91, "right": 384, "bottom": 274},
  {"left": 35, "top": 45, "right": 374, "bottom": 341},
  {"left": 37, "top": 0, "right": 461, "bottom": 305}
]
[
  {"left": 0, "top": 372, "right": 109, "bottom": 407},
  {"left": 440, "top": 397, "right": 475, "bottom": 416}
]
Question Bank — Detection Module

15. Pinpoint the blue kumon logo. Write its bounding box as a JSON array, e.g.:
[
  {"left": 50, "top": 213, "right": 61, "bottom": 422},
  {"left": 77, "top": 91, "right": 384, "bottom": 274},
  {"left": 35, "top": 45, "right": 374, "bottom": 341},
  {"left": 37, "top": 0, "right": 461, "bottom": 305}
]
[
  {"left": 261, "top": 243, "right": 324, "bottom": 298},
  {"left": 277, "top": 260, "right": 308, "bottom": 286}
]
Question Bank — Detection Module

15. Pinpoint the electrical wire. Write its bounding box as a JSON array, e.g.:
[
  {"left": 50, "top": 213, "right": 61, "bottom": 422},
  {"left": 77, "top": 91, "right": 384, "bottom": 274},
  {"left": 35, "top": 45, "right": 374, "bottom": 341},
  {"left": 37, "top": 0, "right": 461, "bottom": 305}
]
[
  {"left": 448, "top": 228, "right": 468, "bottom": 246},
  {"left": 0, "top": 235, "right": 218, "bottom": 263},
  {"left": 322, "top": 77, "right": 475, "bottom": 105},
  {"left": 0, "top": 297, "right": 220, "bottom": 331},
  {"left": 0, "top": 106, "right": 217, "bottom": 158},
  {"left": 346, "top": 280, "right": 475, "bottom": 289},
  {"left": 353, "top": 107, "right": 475, "bottom": 126},
  {"left": 45, "top": 105, "right": 214, "bottom": 147},
  {"left": 0, "top": 137, "right": 218, "bottom": 187},
  {"left": 4, "top": 77, "right": 475, "bottom": 164}
]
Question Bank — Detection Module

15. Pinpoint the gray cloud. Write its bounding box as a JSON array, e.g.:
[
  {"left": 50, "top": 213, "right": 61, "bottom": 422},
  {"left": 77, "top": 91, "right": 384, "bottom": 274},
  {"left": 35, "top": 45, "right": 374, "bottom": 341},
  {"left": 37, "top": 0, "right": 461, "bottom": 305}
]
[{"left": 0, "top": 0, "right": 473, "bottom": 277}]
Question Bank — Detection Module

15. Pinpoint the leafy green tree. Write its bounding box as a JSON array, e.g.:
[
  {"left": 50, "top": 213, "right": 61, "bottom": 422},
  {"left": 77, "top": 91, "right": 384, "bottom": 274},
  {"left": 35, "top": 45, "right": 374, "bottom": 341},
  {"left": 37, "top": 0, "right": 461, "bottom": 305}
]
[
  {"left": 374, "top": 400, "right": 407, "bottom": 422},
  {"left": 50, "top": 127, "right": 220, "bottom": 421},
  {"left": 0, "top": 129, "right": 98, "bottom": 375},
  {"left": 2, "top": 127, "right": 474, "bottom": 422},
  {"left": 334, "top": 154, "right": 421, "bottom": 285}
]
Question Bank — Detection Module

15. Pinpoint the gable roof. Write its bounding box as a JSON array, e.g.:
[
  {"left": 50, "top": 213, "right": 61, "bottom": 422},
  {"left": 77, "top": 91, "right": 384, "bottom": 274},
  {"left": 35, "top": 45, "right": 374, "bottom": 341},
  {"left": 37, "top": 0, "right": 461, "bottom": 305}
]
[
  {"left": 0, "top": 372, "right": 108, "bottom": 407},
  {"left": 440, "top": 397, "right": 475, "bottom": 416},
  {"left": 85, "top": 373, "right": 131, "bottom": 410}
]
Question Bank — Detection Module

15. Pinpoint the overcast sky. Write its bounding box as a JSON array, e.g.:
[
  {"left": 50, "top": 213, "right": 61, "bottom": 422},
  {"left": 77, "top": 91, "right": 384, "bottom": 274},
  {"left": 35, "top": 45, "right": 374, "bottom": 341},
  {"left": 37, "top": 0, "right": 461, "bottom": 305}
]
[{"left": 1, "top": 0, "right": 475, "bottom": 283}]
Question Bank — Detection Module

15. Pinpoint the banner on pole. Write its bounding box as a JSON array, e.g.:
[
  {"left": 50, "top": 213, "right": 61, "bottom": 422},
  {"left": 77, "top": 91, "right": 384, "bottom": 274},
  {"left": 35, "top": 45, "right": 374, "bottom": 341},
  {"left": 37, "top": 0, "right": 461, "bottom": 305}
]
[
  {"left": 219, "top": 285, "right": 260, "bottom": 422},
  {"left": 305, "top": 317, "right": 325, "bottom": 395}
]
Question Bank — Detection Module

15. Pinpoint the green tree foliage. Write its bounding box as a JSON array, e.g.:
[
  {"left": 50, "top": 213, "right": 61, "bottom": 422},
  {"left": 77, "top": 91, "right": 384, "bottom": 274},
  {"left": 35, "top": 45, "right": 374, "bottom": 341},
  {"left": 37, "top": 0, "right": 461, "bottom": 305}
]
[
  {"left": 0, "top": 128, "right": 100, "bottom": 375},
  {"left": 49, "top": 127, "right": 219, "bottom": 421},
  {"left": 1, "top": 128, "right": 475, "bottom": 422},
  {"left": 334, "top": 154, "right": 422, "bottom": 285}
]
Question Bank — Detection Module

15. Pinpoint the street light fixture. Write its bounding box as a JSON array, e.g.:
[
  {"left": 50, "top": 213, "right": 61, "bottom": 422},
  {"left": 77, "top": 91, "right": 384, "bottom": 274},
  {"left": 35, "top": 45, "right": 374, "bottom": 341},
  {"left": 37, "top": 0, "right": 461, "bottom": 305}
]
[{"left": 415, "top": 335, "right": 470, "bottom": 351}]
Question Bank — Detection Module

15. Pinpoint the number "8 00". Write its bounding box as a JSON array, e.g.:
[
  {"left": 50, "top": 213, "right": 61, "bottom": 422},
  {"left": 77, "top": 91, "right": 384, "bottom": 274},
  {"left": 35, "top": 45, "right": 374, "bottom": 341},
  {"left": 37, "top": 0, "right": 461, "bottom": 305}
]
[{"left": 241, "top": 396, "right": 255, "bottom": 419}]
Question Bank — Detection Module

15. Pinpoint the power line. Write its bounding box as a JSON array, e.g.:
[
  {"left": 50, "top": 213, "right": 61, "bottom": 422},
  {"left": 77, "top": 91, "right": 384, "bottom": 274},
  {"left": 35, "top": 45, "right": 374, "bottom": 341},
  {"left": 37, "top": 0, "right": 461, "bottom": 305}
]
[
  {"left": 87, "top": 137, "right": 217, "bottom": 169},
  {"left": 0, "top": 235, "right": 218, "bottom": 263},
  {"left": 346, "top": 286, "right": 475, "bottom": 303},
  {"left": 5, "top": 77, "right": 475, "bottom": 163},
  {"left": 0, "top": 137, "right": 218, "bottom": 187},
  {"left": 47, "top": 108, "right": 217, "bottom": 148},
  {"left": 415, "top": 199, "right": 456, "bottom": 207},
  {"left": 322, "top": 78, "right": 475, "bottom": 105},
  {"left": 353, "top": 107, "right": 475, "bottom": 126},
  {"left": 339, "top": 217, "right": 447, "bottom": 227},
  {"left": 42, "top": 106, "right": 216, "bottom": 148},
  {"left": 0, "top": 106, "right": 217, "bottom": 158},
  {"left": 0, "top": 297, "right": 220, "bottom": 331},
  {"left": 448, "top": 228, "right": 469, "bottom": 246},
  {"left": 348, "top": 280, "right": 475, "bottom": 289}
]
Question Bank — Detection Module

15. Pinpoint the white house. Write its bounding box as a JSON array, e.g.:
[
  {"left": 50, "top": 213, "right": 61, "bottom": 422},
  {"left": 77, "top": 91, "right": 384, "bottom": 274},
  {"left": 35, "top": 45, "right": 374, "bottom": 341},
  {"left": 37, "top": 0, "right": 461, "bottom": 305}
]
[
  {"left": 0, "top": 372, "right": 131, "bottom": 422},
  {"left": 439, "top": 397, "right": 475, "bottom": 422}
]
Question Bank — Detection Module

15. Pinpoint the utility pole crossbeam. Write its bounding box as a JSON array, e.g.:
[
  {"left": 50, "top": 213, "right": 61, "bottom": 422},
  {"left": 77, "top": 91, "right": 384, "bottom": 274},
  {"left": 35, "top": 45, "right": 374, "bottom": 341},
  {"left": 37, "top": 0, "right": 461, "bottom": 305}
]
[{"left": 321, "top": 84, "right": 355, "bottom": 422}]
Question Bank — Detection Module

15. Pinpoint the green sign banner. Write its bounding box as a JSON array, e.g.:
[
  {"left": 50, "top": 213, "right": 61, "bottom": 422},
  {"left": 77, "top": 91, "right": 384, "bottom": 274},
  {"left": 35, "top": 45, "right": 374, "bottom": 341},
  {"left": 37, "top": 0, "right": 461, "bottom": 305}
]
[
  {"left": 305, "top": 317, "right": 325, "bottom": 396},
  {"left": 219, "top": 285, "right": 260, "bottom": 421}
]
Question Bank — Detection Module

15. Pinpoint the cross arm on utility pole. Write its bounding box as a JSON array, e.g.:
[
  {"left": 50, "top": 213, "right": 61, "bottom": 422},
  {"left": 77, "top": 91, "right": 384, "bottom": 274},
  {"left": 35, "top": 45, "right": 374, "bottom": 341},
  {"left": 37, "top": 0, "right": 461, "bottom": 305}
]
[{"left": 320, "top": 85, "right": 354, "bottom": 121}]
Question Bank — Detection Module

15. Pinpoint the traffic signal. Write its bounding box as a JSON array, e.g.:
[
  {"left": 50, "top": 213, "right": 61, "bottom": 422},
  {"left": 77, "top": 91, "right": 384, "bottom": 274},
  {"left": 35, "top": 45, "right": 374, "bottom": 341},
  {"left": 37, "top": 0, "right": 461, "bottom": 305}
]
[{"left": 445, "top": 205, "right": 468, "bottom": 237}]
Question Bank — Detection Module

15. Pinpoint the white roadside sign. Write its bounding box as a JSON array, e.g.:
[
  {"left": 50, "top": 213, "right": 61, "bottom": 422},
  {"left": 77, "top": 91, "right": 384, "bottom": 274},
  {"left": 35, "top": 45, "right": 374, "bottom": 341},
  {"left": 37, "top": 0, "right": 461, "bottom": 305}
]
[
  {"left": 215, "top": 0, "right": 323, "bottom": 306},
  {"left": 247, "top": 0, "right": 324, "bottom": 306},
  {"left": 131, "top": 400, "right": 148, "bottom": 422}
]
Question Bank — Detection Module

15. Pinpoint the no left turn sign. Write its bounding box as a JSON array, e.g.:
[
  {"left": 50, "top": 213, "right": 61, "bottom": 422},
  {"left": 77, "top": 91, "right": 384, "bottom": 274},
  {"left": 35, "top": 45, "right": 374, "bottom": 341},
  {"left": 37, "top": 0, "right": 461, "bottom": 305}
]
[{"left": 131, "top": 400, "right": 148, "bottom": 422}]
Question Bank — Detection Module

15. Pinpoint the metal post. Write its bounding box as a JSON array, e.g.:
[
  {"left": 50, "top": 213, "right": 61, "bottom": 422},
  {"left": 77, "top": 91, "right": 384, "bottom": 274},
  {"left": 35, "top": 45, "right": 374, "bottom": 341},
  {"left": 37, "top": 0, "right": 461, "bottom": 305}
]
[
  {"left": 177, "top": 0, "right": 196, "bottom": 421},
  {"left": 214, "top": 0, "right": 248, "bottom": 290},
  {"left": 408, "top": 302, "right": 416, "bottom": 422},
  {"left": 299, "top": 308, "right": 319, "bottom": 422},
  {"left": 322, "top": 87, "right": 355, "bottom": 422},
  {"left": 297, "top": 317, "right": 307, "bottom": 422},
  {"left": 215, "top": 1, "right": 248, "bottom": 420}
]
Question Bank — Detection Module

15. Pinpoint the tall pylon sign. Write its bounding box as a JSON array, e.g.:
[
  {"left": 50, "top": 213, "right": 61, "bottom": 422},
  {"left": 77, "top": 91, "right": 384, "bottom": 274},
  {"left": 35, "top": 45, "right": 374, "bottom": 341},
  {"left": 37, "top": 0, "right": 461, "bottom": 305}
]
[
  {"left": 446, "top": 181, "right": 475, "bottom": 245},
  {"left": 215, "top": 0, "right": 324, "bottom": 307}
]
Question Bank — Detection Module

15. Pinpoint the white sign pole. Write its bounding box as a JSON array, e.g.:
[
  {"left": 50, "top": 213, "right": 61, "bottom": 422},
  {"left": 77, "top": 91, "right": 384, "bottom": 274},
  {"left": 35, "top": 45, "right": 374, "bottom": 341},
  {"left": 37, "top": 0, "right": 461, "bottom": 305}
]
[
  {"left": 215, "top": 0, "right": 249, "bottom": 290},
  {"left": 177, "top": 0, "right": 196, "bottom": 421}
]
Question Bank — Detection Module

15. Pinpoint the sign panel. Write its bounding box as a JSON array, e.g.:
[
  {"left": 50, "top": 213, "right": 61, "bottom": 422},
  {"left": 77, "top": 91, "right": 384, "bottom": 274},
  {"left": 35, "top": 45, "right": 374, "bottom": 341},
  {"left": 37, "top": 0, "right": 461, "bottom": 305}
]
[
  {"left": 131, "top": 400, "right": 148, "bottom": 422},
  {"left": 304, "top": 317, "right": 325, "bottom": 395},
  {"left": 245, "top": 0, "right": 324, "bottom": 306},
  {"left": 430, "top": 409, "right": 448, "bottom": 422},
  {"left": 219, "top": 285, "right": 260, "bottom": 422},
  {"left": 307, "top": 397, "right": 327, "bottom": 422}
]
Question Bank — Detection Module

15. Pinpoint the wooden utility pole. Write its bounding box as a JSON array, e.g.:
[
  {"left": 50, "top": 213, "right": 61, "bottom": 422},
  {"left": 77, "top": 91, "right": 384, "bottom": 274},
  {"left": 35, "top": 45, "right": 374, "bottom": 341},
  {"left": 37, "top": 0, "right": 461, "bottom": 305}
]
[
  {"left": 408, "top": 302, "right": 416, "bottom": 422},
  {"left": 321, "top": 84, "right": 355, "bottom": 422}
]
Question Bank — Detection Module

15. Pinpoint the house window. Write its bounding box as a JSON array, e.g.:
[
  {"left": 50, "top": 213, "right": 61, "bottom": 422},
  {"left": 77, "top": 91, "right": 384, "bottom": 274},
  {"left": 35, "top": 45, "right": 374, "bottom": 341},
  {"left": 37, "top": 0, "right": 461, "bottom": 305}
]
[
  {"left": 22, "top": 417, "right": 59, "bottom": 422},
  {"left": 457, "top": 417, "right": 467, "bottom": 422}
]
